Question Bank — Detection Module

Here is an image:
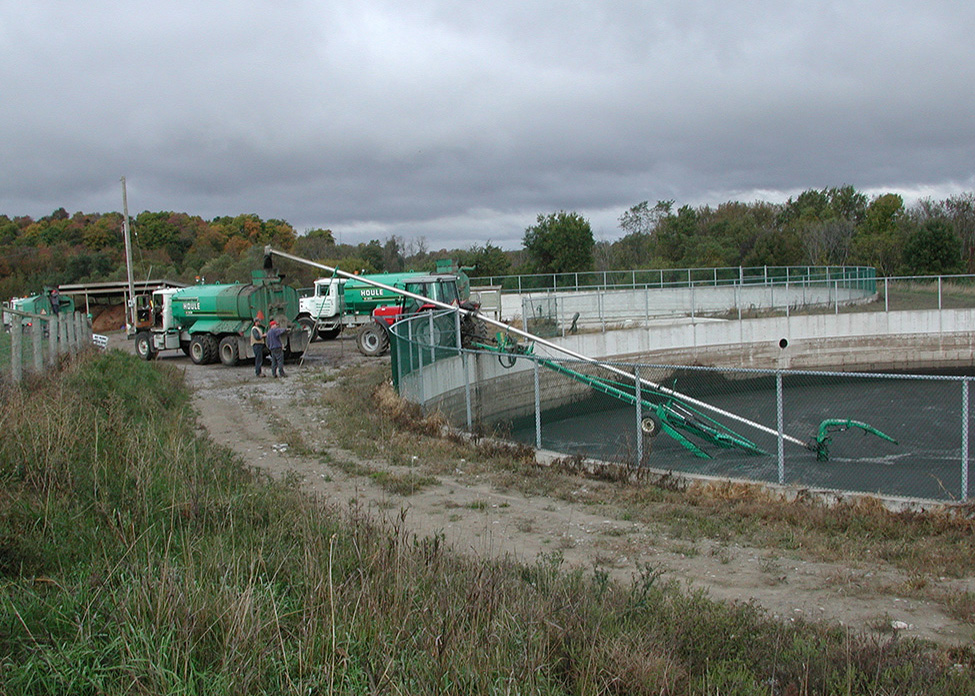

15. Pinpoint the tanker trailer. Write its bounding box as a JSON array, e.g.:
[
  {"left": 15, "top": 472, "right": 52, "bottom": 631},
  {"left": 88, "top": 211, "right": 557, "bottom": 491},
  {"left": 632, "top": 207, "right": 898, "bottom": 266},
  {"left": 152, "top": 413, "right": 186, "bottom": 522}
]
[{"left": 133, "top": 268, "right": 310, "bottom": 365}]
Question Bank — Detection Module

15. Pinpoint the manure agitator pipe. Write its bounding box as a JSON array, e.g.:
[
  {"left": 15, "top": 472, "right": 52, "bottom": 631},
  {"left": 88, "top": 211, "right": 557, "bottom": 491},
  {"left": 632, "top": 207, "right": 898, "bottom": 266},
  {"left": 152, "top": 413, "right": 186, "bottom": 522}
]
[{"left": 265, "top": 246, "right": 809, "bottom": 450}]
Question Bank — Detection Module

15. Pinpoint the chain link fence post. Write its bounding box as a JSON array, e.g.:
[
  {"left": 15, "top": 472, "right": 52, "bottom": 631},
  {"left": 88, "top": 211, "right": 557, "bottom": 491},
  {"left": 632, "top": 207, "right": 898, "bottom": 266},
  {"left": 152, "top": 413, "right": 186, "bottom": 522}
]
[
  {"left": 635, "top": 365, "right": 643, "bottom": 468},
  {"left": 776, "top": 372, "right": 785, "bottom": 485},
  {"left": 963, "top": 379, "right": 970, "bottom": 502},
  {"left": 533, "top": 358, "right": 542, "bottom": 449}
]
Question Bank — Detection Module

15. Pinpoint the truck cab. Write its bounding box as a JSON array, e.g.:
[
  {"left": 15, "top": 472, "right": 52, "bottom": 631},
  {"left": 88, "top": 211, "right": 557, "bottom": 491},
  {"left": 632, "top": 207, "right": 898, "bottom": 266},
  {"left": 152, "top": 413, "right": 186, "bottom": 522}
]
[{"left": 297, "top": 278, "right": 345, "bottom": 340}]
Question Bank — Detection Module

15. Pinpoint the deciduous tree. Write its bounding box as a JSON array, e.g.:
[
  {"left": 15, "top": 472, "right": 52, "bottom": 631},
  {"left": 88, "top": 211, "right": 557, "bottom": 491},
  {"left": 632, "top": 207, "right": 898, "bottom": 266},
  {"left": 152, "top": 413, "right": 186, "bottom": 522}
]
[{"left": 523, "top": 211, "right": 594, "bottom": 274}]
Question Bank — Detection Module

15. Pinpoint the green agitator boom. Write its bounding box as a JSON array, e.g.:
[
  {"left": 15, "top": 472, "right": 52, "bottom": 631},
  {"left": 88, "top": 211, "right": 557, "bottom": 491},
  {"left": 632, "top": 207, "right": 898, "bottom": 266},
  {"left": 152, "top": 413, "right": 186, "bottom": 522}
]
[
  {"left": 479, "top": 332, "right": 897, "bottom": 461},
  {"left": 263, "top": 246, "right": 897, "bottom": 462}
]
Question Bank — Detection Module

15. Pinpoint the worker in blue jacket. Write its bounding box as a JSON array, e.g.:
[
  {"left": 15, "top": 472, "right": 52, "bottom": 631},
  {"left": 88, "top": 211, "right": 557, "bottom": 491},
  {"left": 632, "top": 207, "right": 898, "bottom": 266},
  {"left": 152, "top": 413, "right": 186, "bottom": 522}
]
[{"left": 266, "top": 320, "right": 288, "bottom": 378}]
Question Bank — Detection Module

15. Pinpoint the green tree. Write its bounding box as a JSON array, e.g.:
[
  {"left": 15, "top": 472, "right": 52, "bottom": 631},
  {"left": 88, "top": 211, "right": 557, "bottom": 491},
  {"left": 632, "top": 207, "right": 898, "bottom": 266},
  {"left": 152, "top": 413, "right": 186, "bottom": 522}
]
[
  {"left": 778, "top": 186, "right": 867, "bottom": 228},
  {"left": 942, "top": 194, "right": 975, "bottom": 272},
  {"left": 360, "top": 240, "right": 385, "bottom": 272},
  {"left": 742, "top": 229, "right": 804, "bottom": 267},
  {"left": 655, "top": 205, "right": 698, "bottom": 265},
  {"left": 382, "top": 236, "right": 405, "bottom": 272},
  {"left": 851, "top": 193, "right": 905, "bottom": 275},
  {"left": 292, "top": 228, "right": 336, "bottom": 263},
  {"left": 0, "top": 215, "right": 19, "bottom": 244},
  {"left": 613, "top": 200, "right": 672, "bottom": 268},
  {"left": 464, "top": 241, "right": 511, "bottom": 278},
  {"left": 903, "top": 219, "right": 963, "bottom": 275},
  {"left": 523, "top": 211, "right": 594, "bottom": 274}
]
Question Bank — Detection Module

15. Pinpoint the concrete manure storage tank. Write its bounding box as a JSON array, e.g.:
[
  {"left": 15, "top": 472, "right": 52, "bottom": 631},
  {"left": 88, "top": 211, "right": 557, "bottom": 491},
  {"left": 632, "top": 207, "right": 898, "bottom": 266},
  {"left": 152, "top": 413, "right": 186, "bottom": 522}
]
[{"left": 388, "top": 273, "right": 975, "bottom": 504}]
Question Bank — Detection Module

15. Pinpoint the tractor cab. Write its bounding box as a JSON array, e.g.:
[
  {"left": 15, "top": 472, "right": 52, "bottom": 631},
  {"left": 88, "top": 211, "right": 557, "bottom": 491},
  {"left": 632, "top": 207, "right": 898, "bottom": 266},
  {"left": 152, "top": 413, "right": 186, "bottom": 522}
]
[{"left": 373, "top": 275, "right": 461, "bottom": 326}]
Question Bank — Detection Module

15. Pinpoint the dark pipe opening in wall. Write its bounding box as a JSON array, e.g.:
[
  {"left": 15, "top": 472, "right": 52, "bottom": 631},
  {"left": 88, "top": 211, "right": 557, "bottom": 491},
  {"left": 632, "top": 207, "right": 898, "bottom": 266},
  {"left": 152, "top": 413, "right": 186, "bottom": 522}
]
[{"left": 779, "top": 338, "right": 789, "bottom": 349}]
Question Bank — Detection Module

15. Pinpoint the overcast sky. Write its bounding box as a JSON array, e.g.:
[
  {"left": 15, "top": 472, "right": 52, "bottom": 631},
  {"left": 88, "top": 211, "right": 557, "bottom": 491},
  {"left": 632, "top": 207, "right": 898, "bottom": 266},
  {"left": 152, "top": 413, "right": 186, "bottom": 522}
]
[{"left": 2, "top": 1, "right": 974, "bottom": 250}]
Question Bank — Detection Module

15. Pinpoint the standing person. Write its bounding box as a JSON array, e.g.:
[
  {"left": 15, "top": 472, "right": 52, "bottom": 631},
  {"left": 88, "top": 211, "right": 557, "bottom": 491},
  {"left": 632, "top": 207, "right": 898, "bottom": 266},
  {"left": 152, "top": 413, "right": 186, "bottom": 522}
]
[
  {"left": 250, "top": 317, "right": 266, "bottom": 376},
  {"left": 49, "top": 286, "right": 61, "bottom": 316},
  {"left": 266, "top": 320, "right": 288, "bottom": 378}
]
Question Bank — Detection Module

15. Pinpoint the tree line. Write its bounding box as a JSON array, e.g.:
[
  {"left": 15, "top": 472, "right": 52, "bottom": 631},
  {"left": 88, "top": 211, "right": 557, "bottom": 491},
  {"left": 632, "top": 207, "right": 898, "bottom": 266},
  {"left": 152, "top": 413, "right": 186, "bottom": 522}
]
[
  {"left": 525, "top": 187, "right": 975, "bottom": 278},
  {"left": 2, "top": 186, "right": 974, "bottom": 299}
]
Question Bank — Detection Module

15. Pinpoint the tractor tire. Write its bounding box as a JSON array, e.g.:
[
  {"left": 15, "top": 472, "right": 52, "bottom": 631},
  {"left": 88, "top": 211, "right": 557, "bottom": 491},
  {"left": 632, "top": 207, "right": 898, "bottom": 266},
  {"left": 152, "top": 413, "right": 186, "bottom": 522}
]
[
  {"left": 318, "top": 326, "right": 342, "bottom": 341},
  {"left": 218, "top": 336, "right": 240, "bottom": 366},
  {"left": 189, "top": 334, "right": 218, "bottom": 365},
  {"left": 356, "top": 323, "right": 389, "bottom": 357},
  {"left": 135, "top": 331, "right": 156, "bottom": 360},
  {"left": 461, "top": 316, "right": 490, "bottom": 349},
  {"left": 414, "top": 319, "right": 445, "bottom": 349}
]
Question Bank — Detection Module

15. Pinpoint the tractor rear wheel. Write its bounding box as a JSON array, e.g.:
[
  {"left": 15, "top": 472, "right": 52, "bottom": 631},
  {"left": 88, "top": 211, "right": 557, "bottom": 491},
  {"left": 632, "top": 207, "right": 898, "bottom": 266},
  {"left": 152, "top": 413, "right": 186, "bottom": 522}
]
[
  {"left": 356, "top": 323, "right": 389, "bottom": 356},
  {"left": 218, "top": 336, "right": 240, "bottom": 366}
]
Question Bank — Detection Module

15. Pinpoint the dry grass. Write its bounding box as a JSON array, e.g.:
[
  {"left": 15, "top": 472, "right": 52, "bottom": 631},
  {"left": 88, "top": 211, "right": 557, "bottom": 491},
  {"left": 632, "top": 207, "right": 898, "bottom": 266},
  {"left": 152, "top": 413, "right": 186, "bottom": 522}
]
[{"left": 315, "top": 361, "right": 975, "bottom": 629}]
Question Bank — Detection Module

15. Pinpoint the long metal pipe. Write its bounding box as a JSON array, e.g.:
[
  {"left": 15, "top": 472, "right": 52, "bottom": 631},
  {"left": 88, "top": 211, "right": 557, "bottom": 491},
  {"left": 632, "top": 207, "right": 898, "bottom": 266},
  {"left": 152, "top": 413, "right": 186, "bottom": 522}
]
[{"left": 266, "top": 246, "right": 809, "bottom": 449}]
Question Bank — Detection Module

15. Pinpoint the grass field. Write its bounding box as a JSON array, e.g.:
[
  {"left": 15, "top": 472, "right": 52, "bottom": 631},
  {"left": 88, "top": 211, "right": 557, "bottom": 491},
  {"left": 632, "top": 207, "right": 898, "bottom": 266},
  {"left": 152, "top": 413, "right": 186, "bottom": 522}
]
[{"left": 2, "top": 351, "right": 972, "bottom": 694}]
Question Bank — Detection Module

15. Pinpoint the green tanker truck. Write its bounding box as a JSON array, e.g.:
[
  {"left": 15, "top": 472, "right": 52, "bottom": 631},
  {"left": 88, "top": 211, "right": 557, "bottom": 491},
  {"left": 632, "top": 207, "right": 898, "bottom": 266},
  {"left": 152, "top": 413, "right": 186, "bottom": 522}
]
[
  {"left": 298, "top": 271, "right": 430, "bottom": 339},
  {"left": 132, "top": 268, "right": 310, "bottom": 365},
  {"left": 297, "top": 266, "right": 471, "bottom": 352}
]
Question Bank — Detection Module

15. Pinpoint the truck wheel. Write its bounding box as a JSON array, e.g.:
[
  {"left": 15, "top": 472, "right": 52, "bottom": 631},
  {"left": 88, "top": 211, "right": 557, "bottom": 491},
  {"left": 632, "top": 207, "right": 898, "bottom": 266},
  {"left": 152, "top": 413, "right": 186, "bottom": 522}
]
[
  {"left": 297, "top": 316, "right": 317, "bottom": 342},
  {"left": 218, "top": 336, "right": 240, "bottom": 366},
  {"left": 189, "top": 336, "right": 207, "bottom": 364},
  {"left": 189, "top": 335, "right": 218, "bottom": 365},
  {"left": 202, "top": 334, "right": 218, "bottom": 363},
  {"left": 356, "top": 323, "right": 389, "bottom": 356},
  {"left": 135, "top": 331, "right": 156, "bottom": 360},
  {"left": 318, "top": 327, "right": 342, "bottom": 341}
]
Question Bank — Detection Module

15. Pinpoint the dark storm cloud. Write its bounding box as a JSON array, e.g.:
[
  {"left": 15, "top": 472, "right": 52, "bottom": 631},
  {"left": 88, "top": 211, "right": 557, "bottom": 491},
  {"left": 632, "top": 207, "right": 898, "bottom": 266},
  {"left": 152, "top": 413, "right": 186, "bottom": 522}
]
[{"left": 2, "top": 0, "right": 974, "bottom": 249}]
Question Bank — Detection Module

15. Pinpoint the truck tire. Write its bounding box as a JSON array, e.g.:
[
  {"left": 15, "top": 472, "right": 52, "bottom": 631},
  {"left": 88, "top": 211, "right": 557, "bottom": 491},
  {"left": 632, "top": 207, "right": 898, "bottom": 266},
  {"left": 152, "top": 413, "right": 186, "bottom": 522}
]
[
  {"left": 356, "top": 322, "right": 389, "bottom": 357},
  {"left": 297, "top": 316, "right": 317, "bottom": 342},
  {"left": 135, "top": 331, "right": 156, "bottom": 360},
  {"left": 189, "top": 334, "right": 218, "bottom": 365},
  {"left": 218, "top": 336, "right": 240, "bottom": 366},
  {"left": 318, "top": 326, "right": 342, "bottom": 341}
]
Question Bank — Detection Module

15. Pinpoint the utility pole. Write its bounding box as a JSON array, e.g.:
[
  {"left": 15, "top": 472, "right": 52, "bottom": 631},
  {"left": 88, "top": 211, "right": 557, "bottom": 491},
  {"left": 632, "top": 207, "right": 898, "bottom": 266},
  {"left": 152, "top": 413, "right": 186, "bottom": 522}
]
[{"left": 121, "top": 176, "right": 137, "bottom": 332}]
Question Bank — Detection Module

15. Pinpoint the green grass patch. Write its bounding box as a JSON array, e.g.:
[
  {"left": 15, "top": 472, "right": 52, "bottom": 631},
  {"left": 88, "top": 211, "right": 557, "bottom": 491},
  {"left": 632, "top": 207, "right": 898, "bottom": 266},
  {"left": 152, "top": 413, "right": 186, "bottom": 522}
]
[{"left": 1, "top": 351, "right": 972, "bottom": 694}]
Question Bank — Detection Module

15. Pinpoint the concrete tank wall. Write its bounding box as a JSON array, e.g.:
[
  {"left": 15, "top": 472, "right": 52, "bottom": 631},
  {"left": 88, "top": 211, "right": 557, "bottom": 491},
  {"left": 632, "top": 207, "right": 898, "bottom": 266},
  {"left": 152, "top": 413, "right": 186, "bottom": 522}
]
[
  {"left": 500, "top": 283, "right": 875, "bottom": 329},
  {"left": 402, "top": 308, "right": 975, "bottom": 429}
]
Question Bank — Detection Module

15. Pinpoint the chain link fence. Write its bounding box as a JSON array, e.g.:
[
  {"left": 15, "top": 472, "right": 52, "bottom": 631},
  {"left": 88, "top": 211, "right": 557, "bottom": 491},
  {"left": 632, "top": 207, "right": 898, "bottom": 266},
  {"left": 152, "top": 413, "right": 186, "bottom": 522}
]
[
  {"left": 503, "top": 273, "right": 975, "bottom": 337},
  {"left": 475, "top": 265, "right": 876, "bottom": 294},
  {"left": 390, "top": 309, "right": 972, "bottom": 504}
]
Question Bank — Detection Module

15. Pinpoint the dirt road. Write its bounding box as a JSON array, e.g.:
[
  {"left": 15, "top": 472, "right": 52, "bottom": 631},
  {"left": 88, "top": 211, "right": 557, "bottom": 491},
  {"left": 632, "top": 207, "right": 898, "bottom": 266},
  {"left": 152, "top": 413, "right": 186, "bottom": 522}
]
[{"left": 112, "top": 332, "right": 974, "bottom": 647}]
